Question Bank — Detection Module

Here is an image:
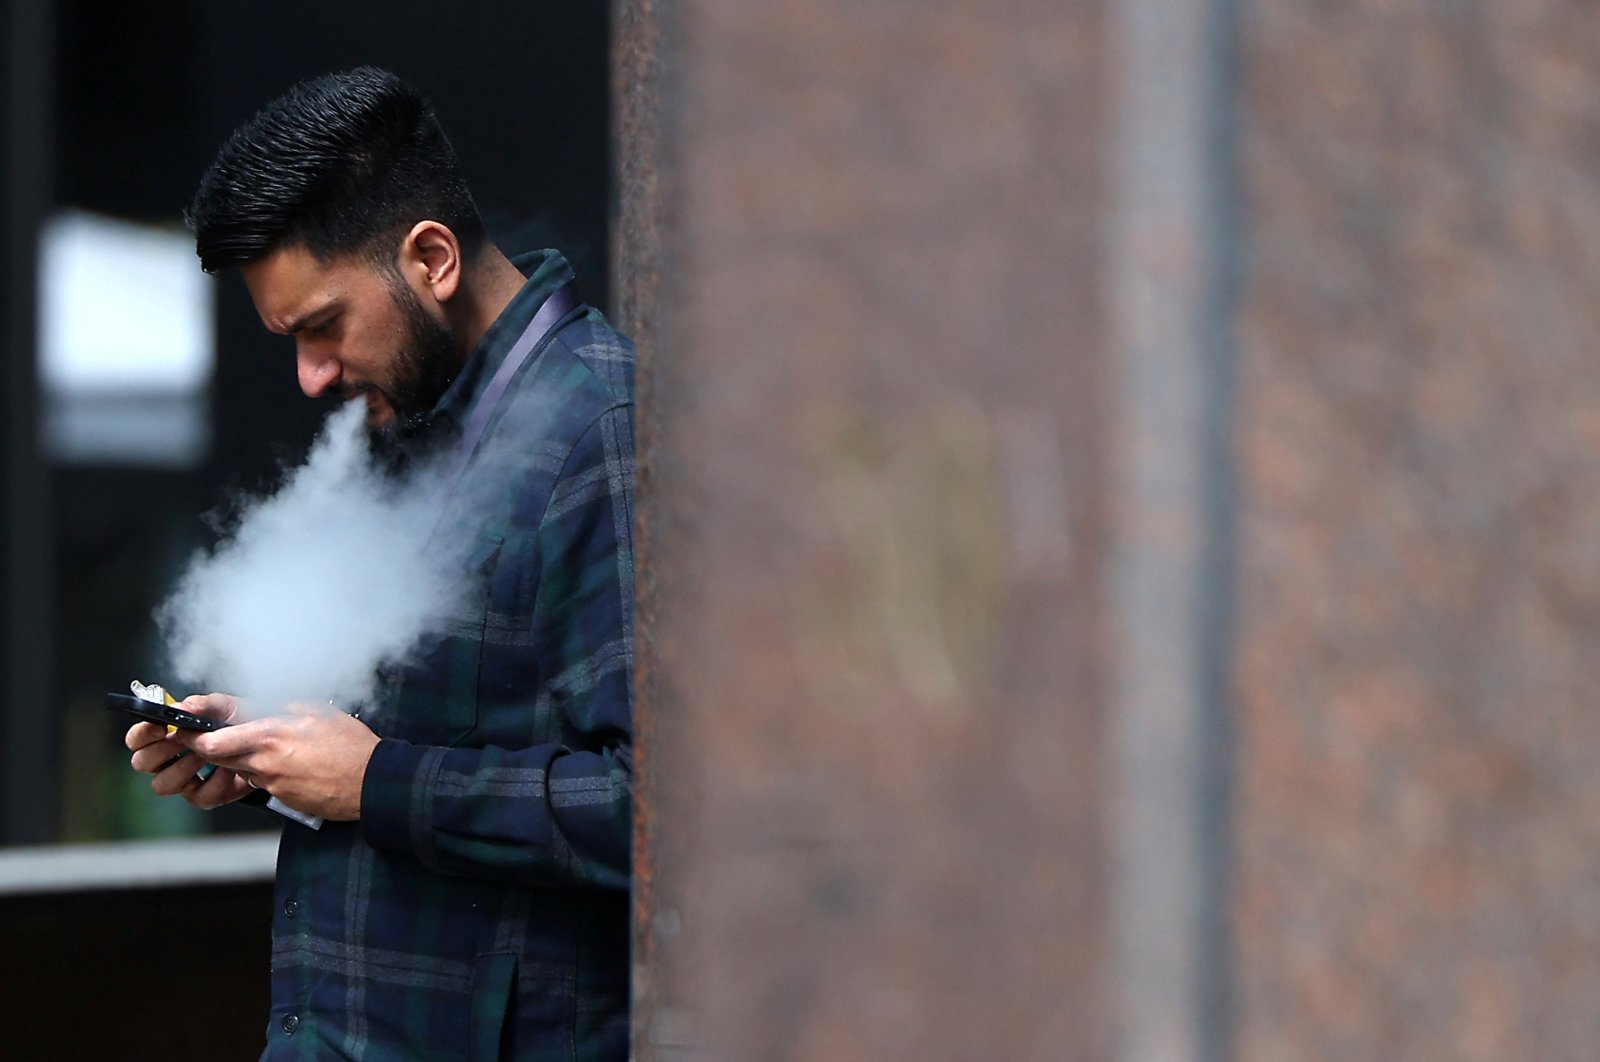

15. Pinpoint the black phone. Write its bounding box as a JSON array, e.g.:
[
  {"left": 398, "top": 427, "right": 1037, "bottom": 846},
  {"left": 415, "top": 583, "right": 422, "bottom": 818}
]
[{"left": 104, "top": 693, "right": 229, "bottom": 732}]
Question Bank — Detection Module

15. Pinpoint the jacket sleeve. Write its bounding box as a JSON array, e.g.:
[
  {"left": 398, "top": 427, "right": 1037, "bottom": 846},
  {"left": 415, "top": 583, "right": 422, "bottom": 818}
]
[{"left": 358, "top": 402, "right": 635, "bottom": 890}]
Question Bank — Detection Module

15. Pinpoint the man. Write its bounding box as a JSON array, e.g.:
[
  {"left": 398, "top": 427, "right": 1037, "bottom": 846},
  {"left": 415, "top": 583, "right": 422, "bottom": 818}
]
[{"left": 123, "top": 67, "right": 633, "bottom": 1059}]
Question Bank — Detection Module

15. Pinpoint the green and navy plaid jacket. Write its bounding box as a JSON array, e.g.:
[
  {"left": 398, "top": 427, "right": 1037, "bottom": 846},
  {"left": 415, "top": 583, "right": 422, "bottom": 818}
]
[{"left": 263, "top": 251, "right": 633, "bottom": 1060}]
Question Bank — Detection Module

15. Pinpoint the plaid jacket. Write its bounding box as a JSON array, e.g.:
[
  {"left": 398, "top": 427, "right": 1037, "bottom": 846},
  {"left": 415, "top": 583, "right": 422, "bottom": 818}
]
[{"left": 262, "top": 251, "right": 633, "bottom": 1060}]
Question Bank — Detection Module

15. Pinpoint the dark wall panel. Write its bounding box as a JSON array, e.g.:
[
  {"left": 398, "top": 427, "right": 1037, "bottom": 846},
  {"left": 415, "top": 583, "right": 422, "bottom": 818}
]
[{"left": 0, "top": 883, "right": 273, "bottom": 1058}]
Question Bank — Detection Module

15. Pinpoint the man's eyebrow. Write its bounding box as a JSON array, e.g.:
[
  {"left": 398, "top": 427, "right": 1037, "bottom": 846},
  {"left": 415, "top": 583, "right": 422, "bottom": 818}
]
[{"left": 281, "top": 303, "right": 340, "bottom": 334}]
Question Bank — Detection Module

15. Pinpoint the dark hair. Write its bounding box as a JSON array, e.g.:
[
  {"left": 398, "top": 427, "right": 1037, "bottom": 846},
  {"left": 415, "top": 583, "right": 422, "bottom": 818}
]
[{"left": 186, "top": 66, "right": 486, "bottom": 273}]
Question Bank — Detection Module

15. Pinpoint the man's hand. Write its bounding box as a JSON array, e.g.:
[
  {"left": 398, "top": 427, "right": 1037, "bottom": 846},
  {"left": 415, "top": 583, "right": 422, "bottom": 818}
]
[
  {"left": 168, "top": 694, "right": 380, "bottom": 821},
  {"left": 124, "top": 693, "right": 253, "bottom": 810}
]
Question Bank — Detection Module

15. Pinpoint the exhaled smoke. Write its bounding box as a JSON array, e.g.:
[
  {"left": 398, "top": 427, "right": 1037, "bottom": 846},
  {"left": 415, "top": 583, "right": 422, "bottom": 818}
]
[{"left": 156, "top": 400, "right": 469, "bottom": 718}]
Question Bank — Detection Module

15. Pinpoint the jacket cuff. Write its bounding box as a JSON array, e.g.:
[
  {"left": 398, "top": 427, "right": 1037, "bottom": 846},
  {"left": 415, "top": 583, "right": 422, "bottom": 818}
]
[{"left": 360, "top": 738, "right": 443, "bottom": 866}]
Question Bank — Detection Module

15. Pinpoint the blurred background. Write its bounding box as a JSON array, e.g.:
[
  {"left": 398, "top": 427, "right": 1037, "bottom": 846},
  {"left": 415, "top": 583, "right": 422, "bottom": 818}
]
[
  {"left": 1, "top": 0, "right": 610, "bottom": 846},
  {"left": 7, "top": 0, "right": 1600, "bottom": 1059},
  {"left": 0, "top": 4, "right": 609, "bottom": 1054}
]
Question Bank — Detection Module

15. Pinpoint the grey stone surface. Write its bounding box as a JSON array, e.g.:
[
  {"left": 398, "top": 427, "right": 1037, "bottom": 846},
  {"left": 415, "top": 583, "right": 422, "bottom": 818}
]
[
  {"left": 619, "top": 0, "right": 1600, "bottom": 1058},
  {"left": 1234, "top": 1, "right": 1600, "bottom": 1057},
  {"left": 618, "top": 1, "right": 1114, "bottom": 1058}
]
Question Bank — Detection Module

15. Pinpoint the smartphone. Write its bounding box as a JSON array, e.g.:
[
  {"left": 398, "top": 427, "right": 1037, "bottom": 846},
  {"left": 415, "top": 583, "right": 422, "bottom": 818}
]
[{"left": 104, "top": 692, "right": 229, "bottom": 732}]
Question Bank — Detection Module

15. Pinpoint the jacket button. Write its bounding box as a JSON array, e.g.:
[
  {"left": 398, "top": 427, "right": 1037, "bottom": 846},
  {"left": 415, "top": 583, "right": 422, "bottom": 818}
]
[
  {"left": 282, "top": 1014, "right": 299, "bottom": 1035},
  {"left": 283, "top": 899, "right": 299, "bottom": 919}
]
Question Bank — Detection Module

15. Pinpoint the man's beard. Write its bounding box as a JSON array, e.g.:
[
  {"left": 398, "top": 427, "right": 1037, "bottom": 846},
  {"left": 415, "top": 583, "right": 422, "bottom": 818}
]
[{"left": 346, "top": 276, "right": 460, "bottom": 458}]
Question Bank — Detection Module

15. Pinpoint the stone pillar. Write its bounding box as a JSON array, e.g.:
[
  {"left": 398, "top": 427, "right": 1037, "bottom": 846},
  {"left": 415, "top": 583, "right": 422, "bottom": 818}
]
[
  {"left": 617, "top": 0, "right": 1600, "bottom": 1059},
  {"left": 1233, "top": 2, "right": 1600, "bottom": 1057},
  {"left": 617, "top": 0, "right": 1123, "bottom": 1058}
]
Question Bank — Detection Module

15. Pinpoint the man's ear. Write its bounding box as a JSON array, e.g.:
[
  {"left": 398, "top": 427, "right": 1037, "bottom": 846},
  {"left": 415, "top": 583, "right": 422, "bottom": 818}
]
[{"left": 399, "top": 220, "right": 462, "bottom": 304}]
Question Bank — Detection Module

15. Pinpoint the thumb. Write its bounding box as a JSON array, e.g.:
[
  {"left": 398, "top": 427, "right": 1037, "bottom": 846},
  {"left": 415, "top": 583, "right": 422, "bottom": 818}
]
[{"left": 181, "top": 692, "right": 243, "bottom": 723}]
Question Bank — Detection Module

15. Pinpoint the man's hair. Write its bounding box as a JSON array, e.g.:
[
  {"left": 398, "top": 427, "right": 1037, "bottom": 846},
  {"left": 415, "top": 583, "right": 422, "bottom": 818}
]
[{"left": 186, "top": 66, "right": 486, "bottom": 274}]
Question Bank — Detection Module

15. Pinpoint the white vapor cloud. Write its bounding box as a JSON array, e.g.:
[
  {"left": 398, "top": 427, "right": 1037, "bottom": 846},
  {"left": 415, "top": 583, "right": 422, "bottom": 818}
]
[{"left": 157, "top": 400, "right": 469, "bottom": 718}]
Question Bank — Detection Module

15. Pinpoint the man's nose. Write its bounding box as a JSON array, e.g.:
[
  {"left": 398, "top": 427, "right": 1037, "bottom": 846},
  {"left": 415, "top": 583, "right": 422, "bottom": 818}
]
[{"left": 296, "top": 345, "right": 341, "bottom": 397}]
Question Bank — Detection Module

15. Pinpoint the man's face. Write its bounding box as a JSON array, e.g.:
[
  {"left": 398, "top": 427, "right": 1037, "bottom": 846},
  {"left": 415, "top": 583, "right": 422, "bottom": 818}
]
[{"left": 240, "top": 243, "right": 459, "bottom": 438}]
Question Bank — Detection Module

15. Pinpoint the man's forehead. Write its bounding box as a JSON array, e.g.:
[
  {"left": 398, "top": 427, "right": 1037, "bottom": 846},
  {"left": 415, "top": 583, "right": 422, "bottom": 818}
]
[{"left": 240, "top": 244, "right": 365, "bottom": 332}]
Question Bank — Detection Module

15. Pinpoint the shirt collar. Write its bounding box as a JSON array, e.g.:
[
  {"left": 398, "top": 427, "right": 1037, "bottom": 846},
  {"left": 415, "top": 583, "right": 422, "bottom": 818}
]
[{"left": 425, "top": 248, "right": 575, "bottom": 439}]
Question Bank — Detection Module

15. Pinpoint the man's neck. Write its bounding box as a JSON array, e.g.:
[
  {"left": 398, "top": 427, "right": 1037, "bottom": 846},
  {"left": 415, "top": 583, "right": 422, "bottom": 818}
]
[{"left": 450, "top": 247, "right": 534, "bottom": 360}]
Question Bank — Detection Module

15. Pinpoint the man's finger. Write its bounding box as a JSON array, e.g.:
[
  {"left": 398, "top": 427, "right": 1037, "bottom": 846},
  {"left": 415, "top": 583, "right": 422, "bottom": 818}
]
[
  {"left": 150, "top": 748, "right": 209, "bottom": 796},
  {"left": 130, "top": 741, "right": 190, "bottom": 774},
  {"left": 124, "top": 721, "right": 170, "bottom": 752},
  {"left": 181, "top": 692, "right": 243, "bottom": 724},
  {"left": 185, "top": 768, "right": 251, "bottom": 811},
  {"left": 172, "top": 718, "right": 269, "bottom": 762}
]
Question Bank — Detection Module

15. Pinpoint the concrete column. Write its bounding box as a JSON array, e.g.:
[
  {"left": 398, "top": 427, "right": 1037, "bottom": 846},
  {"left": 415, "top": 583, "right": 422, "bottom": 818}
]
[
  {"left": 618, "top": 1, "right": 1133, "bottom": 1058},
  {"left": 1233, "top": 1, "right": 1600, "bottom": 1056},
  {"left": 620, "top": 0, "right": 1600, "bottom": 1058}
]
